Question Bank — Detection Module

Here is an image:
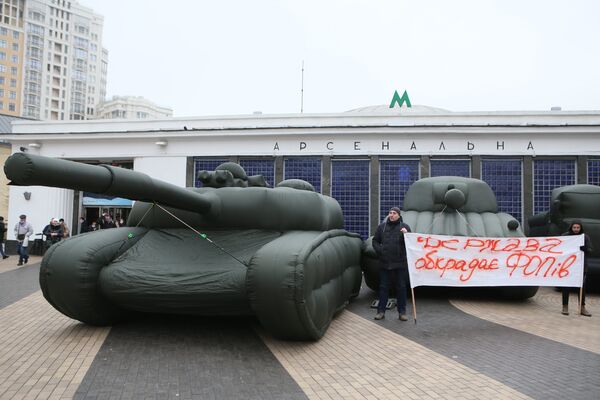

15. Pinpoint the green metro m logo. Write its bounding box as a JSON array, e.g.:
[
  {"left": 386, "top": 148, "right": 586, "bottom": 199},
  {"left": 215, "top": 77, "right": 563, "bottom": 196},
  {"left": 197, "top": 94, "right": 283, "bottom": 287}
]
[{"left": 389, "top": 90, "right": 412, "bottom": 108}]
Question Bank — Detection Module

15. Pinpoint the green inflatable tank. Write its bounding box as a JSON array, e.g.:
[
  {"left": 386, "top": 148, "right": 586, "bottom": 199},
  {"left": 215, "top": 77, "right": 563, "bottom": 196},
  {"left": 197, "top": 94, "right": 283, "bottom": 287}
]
[
  {"left": 528, "top": 184, "right": 600, "bottom": 280},
  {"left": 4, "top": 153, "right": 363, "bottom": 340},
  {"left": 362, "top": 176, "right": 538, "bottom": 299}
]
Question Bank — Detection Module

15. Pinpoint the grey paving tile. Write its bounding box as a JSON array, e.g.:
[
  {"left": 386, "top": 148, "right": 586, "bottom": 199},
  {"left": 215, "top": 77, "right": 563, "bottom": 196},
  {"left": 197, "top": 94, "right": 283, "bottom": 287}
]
[
  {"left": 348, "top": 285, "right": 600, "bottom": 400},
  {"left": 0, "top": 263, "right": 41, "bottom": 309},
  {"left": 73, "top": 314, "right": 308, "bottom": 400}
]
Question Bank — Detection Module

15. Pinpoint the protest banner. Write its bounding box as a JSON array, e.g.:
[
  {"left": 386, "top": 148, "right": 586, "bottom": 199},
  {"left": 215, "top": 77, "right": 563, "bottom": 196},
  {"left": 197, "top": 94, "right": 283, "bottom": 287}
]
[{"left": 404, "top": 233, "right": 584, "bottom": 288}]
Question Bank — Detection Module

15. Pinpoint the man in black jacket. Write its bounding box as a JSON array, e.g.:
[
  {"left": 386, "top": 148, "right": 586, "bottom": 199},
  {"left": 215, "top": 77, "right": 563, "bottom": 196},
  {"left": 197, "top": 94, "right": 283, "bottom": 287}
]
[
  {"left": 372, "top": 207, "right": 412, "bottom": 321},
  {"left": 561, "top": 220, "right": 593, "bottom": 317},
  {"left": 42, "top": 218, "right": 64, "bottom": 250}
]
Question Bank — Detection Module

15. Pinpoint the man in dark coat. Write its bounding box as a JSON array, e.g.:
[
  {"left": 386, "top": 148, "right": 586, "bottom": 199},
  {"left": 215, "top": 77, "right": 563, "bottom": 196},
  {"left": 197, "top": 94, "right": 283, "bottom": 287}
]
[
  {"left": 372, "top": 207, "right": 412, "bottom": 321},
  {"left": 561, "top": 220, "right": 593, "bottom": 317},
  {"left": 43, "top": 218, "right": 64, "bottom": 249}
]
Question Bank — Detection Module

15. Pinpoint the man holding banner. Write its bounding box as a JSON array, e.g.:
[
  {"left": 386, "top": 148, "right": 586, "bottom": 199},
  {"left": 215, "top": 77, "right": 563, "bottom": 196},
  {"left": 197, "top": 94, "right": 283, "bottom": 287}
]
[
  {"left": 372, "top": 207, "right": 412, "bottom": 321},
  {"left": 562, "top": 220, "right": 592, "bottom": 317}
]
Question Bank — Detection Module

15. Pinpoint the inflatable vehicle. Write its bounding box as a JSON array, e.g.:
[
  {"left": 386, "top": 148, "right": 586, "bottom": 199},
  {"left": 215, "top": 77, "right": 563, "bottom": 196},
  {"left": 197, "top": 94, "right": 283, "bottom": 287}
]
[
  {"left": 4, "top": 153, "right": 363, "bottom": 340},
  {"left": 362, "top": 176, "right": 538, "bottom": 299},
  {"left": 528, "top": 184, "right": 600, "bottom": 280}
]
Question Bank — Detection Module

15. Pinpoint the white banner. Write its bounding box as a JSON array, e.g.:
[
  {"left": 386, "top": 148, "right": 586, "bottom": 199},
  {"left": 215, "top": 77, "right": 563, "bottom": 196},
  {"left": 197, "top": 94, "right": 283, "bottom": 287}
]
[{"left": 404, "top": 233, "right": 584, "bottom": 288}]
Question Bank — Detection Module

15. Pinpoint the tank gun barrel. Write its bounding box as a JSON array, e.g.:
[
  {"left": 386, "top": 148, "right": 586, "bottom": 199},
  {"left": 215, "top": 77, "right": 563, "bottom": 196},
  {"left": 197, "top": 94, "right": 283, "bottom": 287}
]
[{"left": 4, "top": 153, "right": 211, "bottom": 213}]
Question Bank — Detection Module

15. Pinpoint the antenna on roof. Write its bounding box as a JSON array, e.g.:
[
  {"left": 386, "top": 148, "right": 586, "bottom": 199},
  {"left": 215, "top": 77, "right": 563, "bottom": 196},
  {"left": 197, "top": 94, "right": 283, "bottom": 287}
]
[{"left": 300, "top": 60, "right": 304, "bottom": 113}]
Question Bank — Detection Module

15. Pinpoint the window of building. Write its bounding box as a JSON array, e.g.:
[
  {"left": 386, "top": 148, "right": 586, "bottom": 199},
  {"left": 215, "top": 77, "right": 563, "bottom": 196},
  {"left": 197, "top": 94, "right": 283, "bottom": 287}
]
[
  {"left": 10, "top": 55, "right": 17, "bottom": 63},
  {"left": 0, "top": 52, "right": 5, "bottom": 60},
  {"left": 430, "top": 159, "right": 471, "bottom": 177},
  {"left": 239, "top": 159, "right": 275, "bottom": 188},
  {"left": 332, "top": 159, "right": 370, "bottom": 239},
  {"left": 0, "top": 40, "right": 6, "bottom": 48},
  {"left": 10, "top": 78, "right": 16, "bottom": 87},
  {"left": 27, "top": 24, "right": 44, "bottom": 36},
  {"left": 482, "top": 159, "right": 523, "bottom": 224},
  {"left": 379, "top": 159, "right": 420, "bottom": 222},
  {"left": 193, "top": 158, "right": 229, "bottom": 187},
  {"left": 0, "top": 65, "right": 6, "bottom": 73},
  {"left": 0, "top": 101, "right": 3, "bottom": 109},
  {"left": 0, "top": 28, "right": 6, "bottom": 35},
  {"left": 588, "top": 160, "right": 600, "bottom": 186},
  {"left": 283, "top": 157, "right": 322, "bottom": 193},
  {"left": 533, "top": 159, "right": 576, "bottom": 215},
  {"left": 8, "top": 103, "right": 15, "bottom": 111},
  {"left": 11, "top": 43, "right": 17, "bottom": 51},
  {"left": 10, "top": 66, "right": 16, "bottom": 75},
  {"left": 0, "top": 89, "right": 4, "bottom": 97},
  {"left": 13, "top": 31, "right": 18, "bottom": 40},
  {"left": 0, "top": 77, "right": 4, "bottom": 84}
]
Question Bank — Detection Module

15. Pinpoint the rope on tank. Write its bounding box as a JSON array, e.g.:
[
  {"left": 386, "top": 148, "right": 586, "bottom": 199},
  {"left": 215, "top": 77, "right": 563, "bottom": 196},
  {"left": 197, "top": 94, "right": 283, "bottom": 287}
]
[
  {"left": 421, "top": 205, "right": 448, "bottom": 234},
  {"left": 454, "top": 209, "right": 485, "bottom": 237},
  {"left": 153, "top": 203, "right": 249, "bottom": 267}
]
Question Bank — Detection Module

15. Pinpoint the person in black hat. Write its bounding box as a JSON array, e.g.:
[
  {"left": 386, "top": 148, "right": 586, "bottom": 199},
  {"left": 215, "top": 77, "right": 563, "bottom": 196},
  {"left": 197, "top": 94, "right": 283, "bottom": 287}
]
[
  {"left": 561, "top": 220, "right": 592, "bottom": 317},
  {"left": 372, "top": 207, "right": 412, "bottom": 321}
]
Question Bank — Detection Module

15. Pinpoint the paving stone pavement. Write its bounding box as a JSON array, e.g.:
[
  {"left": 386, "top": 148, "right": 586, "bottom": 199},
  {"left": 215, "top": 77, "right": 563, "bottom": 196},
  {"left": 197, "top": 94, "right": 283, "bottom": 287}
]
[
  {"left": 73, "top": 315, "right": 308, "bottom": 400},
  {"left": 1, "top": 259, "right": 599, "bottom": 400},
  {"left": 0, "top": 256, "right": 43, "bottom": 309},
  {"left": 346, "top": 286, "right": 600, "bottom": 400}
]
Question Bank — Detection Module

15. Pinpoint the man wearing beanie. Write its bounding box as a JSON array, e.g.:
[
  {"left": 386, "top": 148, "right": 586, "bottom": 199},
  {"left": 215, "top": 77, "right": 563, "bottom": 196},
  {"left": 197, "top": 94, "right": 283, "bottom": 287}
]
[{"left": 372, "top": 207, "right": 412, "bottom": 321}]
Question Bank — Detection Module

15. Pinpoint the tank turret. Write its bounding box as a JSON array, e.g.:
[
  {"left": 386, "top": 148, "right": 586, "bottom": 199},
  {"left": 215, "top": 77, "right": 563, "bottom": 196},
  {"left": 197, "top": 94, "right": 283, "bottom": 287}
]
[
  {"left": 5, "top": 153, "right": 362, "bottom": 340},
  {"left": 528, "top": 184, "right": 600, "bottom": 283}
]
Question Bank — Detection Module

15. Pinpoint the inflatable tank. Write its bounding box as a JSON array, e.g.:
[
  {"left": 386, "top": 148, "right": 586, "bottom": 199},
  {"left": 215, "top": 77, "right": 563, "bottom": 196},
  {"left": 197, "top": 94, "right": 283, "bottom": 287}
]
[
  {"left": 4, "top": 153, "right": 363, "bottom": 340},
  {"left": 362, "top": 176, "right": 538, "bottom": 299},
  {"left": 528, "top": 184, "right": 600, "bottom": 280}
]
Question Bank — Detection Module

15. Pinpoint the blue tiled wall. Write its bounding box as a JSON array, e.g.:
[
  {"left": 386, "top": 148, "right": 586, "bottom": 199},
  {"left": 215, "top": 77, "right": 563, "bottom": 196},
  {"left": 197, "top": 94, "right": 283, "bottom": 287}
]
[
  {"left": 239, "top": 159, "right": 275, "bottom": 187},
  {"left": 379, "top": 160, "right": 420, "bottom": 222},
  {"left": 283, "top": 157, "right": 322, "bottom": 193},
  {"left": 588, "top": 159, "right": 600, "bottom": 186},
  {"left": 533, "top": 159, "right": 576, "bottom": 215},
  {"left": 331, "top": 160, "right": 370, "bottom": 239},
  {"left": 430, "top": 159, "right": 471, "bottom": 178},
  {"left": 482, "top": 159, "right": 523, "bottom": 224},
  {"left": 193, "top": 158, "right": 228, "bottom": 187}
]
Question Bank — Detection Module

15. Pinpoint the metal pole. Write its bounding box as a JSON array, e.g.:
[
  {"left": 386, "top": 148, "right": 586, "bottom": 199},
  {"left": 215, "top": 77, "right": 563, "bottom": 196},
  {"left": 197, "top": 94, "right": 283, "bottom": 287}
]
[{"left": 301, "top": 60, "right": 304, "bottom": 113}]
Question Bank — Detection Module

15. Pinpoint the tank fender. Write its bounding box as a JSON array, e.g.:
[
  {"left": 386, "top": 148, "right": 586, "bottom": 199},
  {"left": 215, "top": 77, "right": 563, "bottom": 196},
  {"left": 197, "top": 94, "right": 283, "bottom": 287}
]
[
  {"left": 40, "top": 227, "right": 148, "bottom": 325},
  {"left": 246, "top": 229, "right": 362, "bottom": 340}
]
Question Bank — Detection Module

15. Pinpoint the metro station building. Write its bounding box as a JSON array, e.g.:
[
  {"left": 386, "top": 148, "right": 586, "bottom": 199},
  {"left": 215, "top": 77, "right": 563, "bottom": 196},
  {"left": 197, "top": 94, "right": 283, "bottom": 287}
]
[{"left": 2, "top": 104, "right": 599, "bottom": 239}]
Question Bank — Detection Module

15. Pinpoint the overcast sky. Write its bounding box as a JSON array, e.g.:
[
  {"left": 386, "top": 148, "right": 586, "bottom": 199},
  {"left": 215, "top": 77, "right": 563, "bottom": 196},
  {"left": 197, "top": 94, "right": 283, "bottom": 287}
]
[{"left": 84, "top": 0, "right": 600, "bottom": 117}]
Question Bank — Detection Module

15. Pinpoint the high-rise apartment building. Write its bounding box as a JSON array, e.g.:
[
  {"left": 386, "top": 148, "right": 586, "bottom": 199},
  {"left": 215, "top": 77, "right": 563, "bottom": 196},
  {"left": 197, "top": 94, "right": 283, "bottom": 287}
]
[
  {"left": 0, "top": 0, "right": 25, "bottom": 116},
  {"left": 0, "top": 0, "right": 106, "bottom": 120},
  {"left": 96, "top": 96, "right": 173, "bottom": 120}
]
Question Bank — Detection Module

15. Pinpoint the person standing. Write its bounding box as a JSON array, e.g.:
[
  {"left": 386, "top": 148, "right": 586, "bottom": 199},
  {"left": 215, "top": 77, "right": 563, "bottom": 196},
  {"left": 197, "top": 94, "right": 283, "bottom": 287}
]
[
  {"left": 372, "top": 207, "right": 412, "bottom": 321},
  {"left": 99, "top": 213, "right": 116, "bottom": 229},
  {"left": 562, "top": 220, "right": 592, "bottom": 317},
  {"left": 43, "top": 218, "right": 64, "bottom": 249},
  {"left": 14, "top": 214, "right": 33, "bottom": 266},
  {"left": 78, "top": 217, "right": 89, "bottom": 234},
  {"left": 59, "top": 218, "right": 70, "bottom": 238},
  {"left": 0, "top": 216, "right": 8, "bottom": 259}
]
